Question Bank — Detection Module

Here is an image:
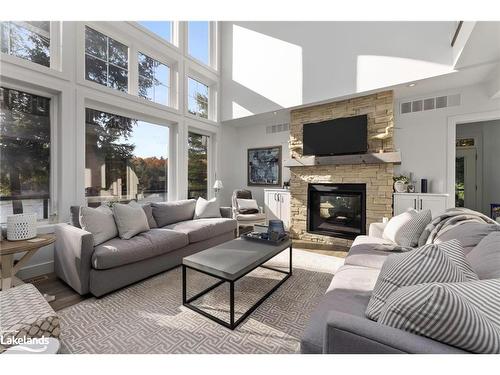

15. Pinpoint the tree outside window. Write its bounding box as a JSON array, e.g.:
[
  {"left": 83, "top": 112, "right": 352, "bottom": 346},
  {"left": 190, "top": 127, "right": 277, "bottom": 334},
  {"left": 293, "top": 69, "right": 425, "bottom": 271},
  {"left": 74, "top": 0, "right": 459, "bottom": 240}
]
[
  {"left": 188, "top": 132, "right": 208, "bottom": 199},
  {"left": 0, "top": 21, "right": 50, "bottom": 67},
  {"left": 187, "top": 77, "right": 209, "bottom": 119}
]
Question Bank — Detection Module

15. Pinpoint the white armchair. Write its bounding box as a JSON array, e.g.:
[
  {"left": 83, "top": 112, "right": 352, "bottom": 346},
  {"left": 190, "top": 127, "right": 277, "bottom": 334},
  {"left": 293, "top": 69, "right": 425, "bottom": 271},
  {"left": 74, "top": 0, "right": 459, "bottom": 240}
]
[{"left": 231, "top": 189, "right": 266, "bottom": 236}]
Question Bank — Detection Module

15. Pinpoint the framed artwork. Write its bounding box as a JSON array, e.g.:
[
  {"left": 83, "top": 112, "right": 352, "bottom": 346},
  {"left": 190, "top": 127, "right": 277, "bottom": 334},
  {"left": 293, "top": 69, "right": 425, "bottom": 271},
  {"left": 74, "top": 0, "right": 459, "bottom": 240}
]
[{"left": 247, "top": 146, "right": 282, "bottom": 186}]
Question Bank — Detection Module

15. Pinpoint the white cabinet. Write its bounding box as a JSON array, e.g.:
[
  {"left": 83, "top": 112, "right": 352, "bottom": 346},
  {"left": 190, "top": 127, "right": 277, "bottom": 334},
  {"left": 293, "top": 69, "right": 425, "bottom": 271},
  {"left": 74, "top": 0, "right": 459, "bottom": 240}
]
[
  {"left": 393, "top": 193, "right": 448, "bottom": 218},
  {"left": 264, "top": 189, "right": 291, "bottom": 229}
]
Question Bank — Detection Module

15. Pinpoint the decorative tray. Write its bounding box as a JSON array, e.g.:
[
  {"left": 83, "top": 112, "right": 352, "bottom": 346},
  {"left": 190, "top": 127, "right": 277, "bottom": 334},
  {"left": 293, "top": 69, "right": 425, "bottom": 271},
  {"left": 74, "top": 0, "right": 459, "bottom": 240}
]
[{"left": 241, "top": 232, "right": 290, "bottom": 245}]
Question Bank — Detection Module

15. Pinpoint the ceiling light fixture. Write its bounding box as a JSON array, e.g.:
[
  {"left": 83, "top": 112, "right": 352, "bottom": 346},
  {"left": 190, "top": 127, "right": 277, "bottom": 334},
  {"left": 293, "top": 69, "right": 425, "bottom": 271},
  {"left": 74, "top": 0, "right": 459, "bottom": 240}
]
[{"left": 407, "top": 83, "right": 417, "bottom": 87}]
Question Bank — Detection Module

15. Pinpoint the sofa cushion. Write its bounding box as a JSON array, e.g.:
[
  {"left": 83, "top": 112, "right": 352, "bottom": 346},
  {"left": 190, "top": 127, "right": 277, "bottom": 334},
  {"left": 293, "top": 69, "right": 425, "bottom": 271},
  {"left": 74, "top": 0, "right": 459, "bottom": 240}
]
[
  {"left": 365, "top": 240, "right": 478, "bottom": 321},
  {"left": 79, "top": 205, "right": 118, "bottom": 246},
  {"left": 92, "top": 229, "right": 189, "bottom": 270},
  {"left": 434, "top": 222, "right": 500, "bottom": 255},
  {"left": 112, "top": 201, "right": 150, "bottom": 240},
  {"left": 301, "top": 289, "right": 372, "bottom": 354},
  {"left": 383, "top": 209, "right": 431, "bottom": 247},
  {"left": 151, "top": 200, "right": 196, "bottom": 227},
  {"left": 142, "top": 203, "right": 158, "bottom": 229},
  {"left": 345, "top": 245, "right": 396, "bottom": 269},
  {"left": 194, "top": 197, "right": 222, "bottom": 219},
  {"left": 379, "top": 279, "right": 500, "bottom": 354},
  {"left": 326, "top": 265, "right": 380, "bottom": 293},
  {"left": 466, "top": 232, "right": 500, "bottom": 280},
  {"left": 165, "top": 218, "right": 237, "bottom": 243}
]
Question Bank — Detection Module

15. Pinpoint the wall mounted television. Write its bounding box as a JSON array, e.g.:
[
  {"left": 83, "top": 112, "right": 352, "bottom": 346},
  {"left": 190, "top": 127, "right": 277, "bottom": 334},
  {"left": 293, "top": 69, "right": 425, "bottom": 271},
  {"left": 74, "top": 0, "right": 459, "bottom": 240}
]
[{"left": 302, "top": 114, "right": 368, "bottom": 156}]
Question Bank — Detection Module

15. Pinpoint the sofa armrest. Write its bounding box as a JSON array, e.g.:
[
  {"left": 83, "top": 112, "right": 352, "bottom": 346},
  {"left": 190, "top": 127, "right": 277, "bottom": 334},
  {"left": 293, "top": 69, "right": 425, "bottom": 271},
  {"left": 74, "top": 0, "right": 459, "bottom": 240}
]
[
  {"left": 368, "top": 222, "right": 387, "bottom": 238},
  {"left": 324, "top": 311, "right": 465, "bottom": 354},
  {"left": 54, "top": 223, "right": 94, "bottom": 295},
  {"left": 220, "top": 206, "right": 232, "bottom": 218}
]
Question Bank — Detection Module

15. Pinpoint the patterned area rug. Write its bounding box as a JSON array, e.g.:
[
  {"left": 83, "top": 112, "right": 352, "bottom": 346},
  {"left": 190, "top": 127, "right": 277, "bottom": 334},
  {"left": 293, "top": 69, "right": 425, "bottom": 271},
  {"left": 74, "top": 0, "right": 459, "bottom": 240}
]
[{"left": 58, "top": 249, "right": 344, "bottom": 354}]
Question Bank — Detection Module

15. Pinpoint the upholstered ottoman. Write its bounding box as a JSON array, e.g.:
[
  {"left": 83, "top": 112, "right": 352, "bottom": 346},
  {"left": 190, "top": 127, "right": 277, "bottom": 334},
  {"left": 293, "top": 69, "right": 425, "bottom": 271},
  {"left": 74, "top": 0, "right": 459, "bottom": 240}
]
[{"left": 0, "top": 283, "right": 60, "bottom": 353}]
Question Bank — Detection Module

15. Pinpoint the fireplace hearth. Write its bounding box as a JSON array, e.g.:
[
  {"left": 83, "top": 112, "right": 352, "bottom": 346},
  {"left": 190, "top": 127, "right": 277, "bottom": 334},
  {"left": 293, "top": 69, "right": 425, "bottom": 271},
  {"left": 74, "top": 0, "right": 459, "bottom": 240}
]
[{"left": 307, "top": 183, "right": 366, "bottom": 240}]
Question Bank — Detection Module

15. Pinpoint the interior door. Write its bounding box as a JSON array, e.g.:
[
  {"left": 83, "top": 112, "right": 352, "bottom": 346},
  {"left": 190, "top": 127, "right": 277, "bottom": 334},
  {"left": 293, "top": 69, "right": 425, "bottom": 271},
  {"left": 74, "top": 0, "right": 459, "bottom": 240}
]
[{"left": 456, "top": 147, "right": 477, "bottom": 210}]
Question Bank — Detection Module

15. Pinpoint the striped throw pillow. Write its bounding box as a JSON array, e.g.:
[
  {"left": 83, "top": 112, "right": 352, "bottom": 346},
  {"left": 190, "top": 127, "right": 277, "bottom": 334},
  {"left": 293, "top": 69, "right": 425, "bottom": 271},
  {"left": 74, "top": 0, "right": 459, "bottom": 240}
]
[
  {"left": 365, "top": 239, "right": 478, "bottom": 321},
  {"left": 379, "top": 279, "right": 500, "bottom": 353},
  {"left": 383, "top": 209, "right": 432, "bottom": 247}
]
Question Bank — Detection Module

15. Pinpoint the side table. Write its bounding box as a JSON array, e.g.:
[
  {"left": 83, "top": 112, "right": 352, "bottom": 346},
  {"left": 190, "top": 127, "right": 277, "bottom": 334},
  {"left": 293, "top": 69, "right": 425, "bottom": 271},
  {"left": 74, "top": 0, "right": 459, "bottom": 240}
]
[{"left": 0, "top": 234, "right": 56, "bottom": 299}]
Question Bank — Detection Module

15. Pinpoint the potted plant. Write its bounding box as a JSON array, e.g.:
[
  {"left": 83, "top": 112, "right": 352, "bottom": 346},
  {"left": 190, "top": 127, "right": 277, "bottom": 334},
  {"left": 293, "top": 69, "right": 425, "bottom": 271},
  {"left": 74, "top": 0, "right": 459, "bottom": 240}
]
[{"left": 393, "top": 175, "right": 410, "bottom": 193}]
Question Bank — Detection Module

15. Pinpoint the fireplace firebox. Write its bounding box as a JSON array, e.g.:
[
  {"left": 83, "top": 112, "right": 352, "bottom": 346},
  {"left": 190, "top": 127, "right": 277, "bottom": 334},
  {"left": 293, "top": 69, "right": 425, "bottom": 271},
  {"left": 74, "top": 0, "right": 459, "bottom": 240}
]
[{"left": 307, "top": 183, "right": 366, "bottom": 240}]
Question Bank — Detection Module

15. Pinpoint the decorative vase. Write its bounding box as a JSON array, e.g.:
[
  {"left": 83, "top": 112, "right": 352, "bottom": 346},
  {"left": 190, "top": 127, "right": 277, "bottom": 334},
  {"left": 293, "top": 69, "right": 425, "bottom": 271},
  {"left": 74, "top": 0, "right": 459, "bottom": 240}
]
[
  {"left": 7, "top": 213, "right": 37, "bottom": 241},
  {"left": 394, "top": 181, "right": 408, "bottom": 193}
]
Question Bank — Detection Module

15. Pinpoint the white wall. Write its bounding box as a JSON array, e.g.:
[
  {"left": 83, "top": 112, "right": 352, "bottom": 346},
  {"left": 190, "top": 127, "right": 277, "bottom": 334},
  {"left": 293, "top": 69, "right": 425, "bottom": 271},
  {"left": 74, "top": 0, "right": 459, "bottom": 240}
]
[
  {"left": 394, "top": 83, "right": 500, "bottom": 201},
  {"left": 221, "top": 21, "right": 456, "bottom": 121},
  {"left": 219, "top": 121, "right": 291, "bottom": 208}
]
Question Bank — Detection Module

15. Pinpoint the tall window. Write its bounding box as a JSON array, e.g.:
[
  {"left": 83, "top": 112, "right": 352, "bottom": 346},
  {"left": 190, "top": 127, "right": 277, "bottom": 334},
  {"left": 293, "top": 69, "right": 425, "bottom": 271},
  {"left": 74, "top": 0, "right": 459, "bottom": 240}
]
[
  {"left": 138, "top": 53, "right": 170, "bottom": 106},
  {"left": 85, "top": 108, "right": 169, "bottom": 206},
  {"left": 0, "top": 21, "right": 50, "bottom": 67},
  {"left": 187, "top": 77, "right": 209, "bottom": 119},
  {"left": 138, "top": 21, "right": 173, "bottom": 44},
  {"left": 188, "top": 21, "right": 209, "bottom": 66},
  {"left": 0, "top": 87, "right": 51, "bottom": 222},
  {"left": 85, "top": 26, "right": 128, "bottom": 92},
  {"left": 188, "top": 132, "right": 208, "bottom": 199}
]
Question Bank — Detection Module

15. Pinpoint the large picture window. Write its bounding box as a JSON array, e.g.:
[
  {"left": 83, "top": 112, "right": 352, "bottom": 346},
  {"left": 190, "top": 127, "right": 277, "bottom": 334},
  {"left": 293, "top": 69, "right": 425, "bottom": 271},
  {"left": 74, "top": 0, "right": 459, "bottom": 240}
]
[
  {"left": 138, "top": 52, "right": 170, "bottom": 106},
  {"left": 85, "top": 108, "right": 169, "bottom": 206},
  {"left": 187, "top": 77, "right": 209, "bottom": 119},
  {"left": 188, "top": 132, "right": 208, "bottom": 199},
  {"left": 85, "top": 26, "right": 129, "bottom": 92},
  {"left": 0, "top": 87, "right": 51, "bottom": 222},
  {"left": 0, "top": 21, "right": 50, "bottom": 67}
]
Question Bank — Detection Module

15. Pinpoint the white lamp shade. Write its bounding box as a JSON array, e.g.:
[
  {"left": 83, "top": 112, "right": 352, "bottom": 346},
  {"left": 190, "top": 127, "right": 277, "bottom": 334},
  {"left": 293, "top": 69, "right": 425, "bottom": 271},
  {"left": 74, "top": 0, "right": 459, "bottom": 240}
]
[{"left": 213, "top": 180, "right": 223, "bottom": 190}]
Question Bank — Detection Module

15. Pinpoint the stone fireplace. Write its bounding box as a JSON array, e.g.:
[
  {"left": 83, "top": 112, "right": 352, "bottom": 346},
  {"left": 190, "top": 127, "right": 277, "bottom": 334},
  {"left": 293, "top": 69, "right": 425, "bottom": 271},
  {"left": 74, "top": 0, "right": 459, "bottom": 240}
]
[{"left": 288, "top": 90, "right": 395, "bottom": 250}]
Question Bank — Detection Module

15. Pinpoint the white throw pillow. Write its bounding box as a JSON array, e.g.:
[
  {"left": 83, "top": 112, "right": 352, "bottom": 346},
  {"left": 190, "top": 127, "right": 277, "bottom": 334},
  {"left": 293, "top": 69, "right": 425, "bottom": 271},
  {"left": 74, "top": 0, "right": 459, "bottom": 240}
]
[
  {"left": 112, "top": 201, "right": 150, "bottom": 240},
  {"left": 79, "top": 205, "right": 118, "bottom": 246},
  {"left": 383, "top": 208, "right": 431, "bottom": 247},
  {"left": 194, "top": 197, "right": 222, "bottom": 219},
  {"left": 236, "top": 198, "right": 259, "bottom": 211}
]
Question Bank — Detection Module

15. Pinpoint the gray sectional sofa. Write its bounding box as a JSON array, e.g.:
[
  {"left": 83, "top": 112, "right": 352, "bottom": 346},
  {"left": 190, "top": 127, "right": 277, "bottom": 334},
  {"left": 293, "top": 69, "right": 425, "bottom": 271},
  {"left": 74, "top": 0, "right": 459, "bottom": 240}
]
[
  {"left": 55, "top": 200, "right": 237, "bottom": 297},
  {"left": 301, "top": 221, "right": 500, "bottom": 354}
]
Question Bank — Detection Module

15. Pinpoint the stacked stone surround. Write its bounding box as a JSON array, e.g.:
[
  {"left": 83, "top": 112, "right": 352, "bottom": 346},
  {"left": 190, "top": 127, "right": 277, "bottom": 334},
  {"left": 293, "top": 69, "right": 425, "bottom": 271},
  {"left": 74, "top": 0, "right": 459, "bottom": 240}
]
[{"left": 289, "top": 90, "right": 395, "bottom": 249}]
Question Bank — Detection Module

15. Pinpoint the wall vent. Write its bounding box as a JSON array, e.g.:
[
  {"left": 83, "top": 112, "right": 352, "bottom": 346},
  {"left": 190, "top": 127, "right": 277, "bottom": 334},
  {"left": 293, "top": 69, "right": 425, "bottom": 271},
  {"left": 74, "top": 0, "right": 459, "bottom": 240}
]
[
  {"left": 400, "top": 94, "right": 461, "bottom": 114},
  {"left": 266, "top": 122, "right": 289, "bottom": 134}
]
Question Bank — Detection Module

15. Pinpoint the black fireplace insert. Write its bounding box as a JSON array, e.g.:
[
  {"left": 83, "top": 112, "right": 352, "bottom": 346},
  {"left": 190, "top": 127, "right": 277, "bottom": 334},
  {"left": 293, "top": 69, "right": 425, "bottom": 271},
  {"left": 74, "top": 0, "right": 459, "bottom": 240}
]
[{"left": 307, "top": 183, "right": 366, "bottom": 240}]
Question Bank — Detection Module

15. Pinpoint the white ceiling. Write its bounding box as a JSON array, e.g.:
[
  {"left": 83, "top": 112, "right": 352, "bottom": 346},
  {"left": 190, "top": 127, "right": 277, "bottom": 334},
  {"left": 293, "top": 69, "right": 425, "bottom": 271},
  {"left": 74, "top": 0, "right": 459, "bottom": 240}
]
[{"left": 455, "top": 22, "right": 500, "bottom": 68}]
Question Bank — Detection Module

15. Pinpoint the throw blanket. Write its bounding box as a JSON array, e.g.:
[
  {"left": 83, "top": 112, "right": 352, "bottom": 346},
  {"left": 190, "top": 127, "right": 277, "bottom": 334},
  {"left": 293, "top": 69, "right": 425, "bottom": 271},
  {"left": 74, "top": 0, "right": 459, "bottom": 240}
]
[{"left": 417, "top": 207, "right": 500, "bottom": 247}]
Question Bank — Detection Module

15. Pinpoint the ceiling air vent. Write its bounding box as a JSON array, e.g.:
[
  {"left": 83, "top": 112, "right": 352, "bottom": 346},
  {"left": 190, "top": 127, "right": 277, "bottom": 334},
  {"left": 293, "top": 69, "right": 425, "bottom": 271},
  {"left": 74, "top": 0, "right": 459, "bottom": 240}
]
[
  {"left": 400, "top": 93, "right": 461, "bottom": 114},
  {"left": 266, "top": 122, "right": 289, "bottom": 134}
]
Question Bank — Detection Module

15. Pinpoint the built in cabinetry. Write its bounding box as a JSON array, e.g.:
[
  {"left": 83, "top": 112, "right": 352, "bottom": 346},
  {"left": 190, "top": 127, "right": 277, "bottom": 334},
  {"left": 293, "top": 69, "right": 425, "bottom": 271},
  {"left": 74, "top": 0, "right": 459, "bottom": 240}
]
[
  {"left": 393, "top": 193, "right": 449, "bottom": 218},
  {"left": 264, "top": 189, "right": 291, "bottom": 229}
]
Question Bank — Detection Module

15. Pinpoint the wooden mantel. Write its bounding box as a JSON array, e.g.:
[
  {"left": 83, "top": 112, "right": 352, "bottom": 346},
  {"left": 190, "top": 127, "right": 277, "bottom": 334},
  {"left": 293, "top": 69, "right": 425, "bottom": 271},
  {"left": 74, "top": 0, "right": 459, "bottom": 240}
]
[{"left": 284, "top": 151, "right": 401, "bottom": 167}]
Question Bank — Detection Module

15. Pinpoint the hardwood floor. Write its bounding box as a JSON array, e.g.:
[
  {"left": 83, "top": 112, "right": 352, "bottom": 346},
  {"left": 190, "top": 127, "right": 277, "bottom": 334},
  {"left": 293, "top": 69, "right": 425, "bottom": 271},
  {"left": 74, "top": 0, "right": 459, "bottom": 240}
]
[{"left": 26, "top": 273, "right": 88, "bottom": 311}]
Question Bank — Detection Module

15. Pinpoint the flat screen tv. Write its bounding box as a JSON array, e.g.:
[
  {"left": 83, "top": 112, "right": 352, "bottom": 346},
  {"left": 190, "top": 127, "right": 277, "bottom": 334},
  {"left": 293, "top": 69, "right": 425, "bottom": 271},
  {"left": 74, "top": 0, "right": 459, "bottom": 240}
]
[{"left": 302, "top": 114, "right": 367, "bottom": 156}]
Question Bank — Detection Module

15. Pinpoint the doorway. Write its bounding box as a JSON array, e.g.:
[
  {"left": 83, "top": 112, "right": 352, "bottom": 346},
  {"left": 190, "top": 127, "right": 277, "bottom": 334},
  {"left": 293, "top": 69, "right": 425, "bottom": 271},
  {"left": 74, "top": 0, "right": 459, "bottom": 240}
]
[{"left": 455, "top": 146, "right": 477, "bottom": 209}]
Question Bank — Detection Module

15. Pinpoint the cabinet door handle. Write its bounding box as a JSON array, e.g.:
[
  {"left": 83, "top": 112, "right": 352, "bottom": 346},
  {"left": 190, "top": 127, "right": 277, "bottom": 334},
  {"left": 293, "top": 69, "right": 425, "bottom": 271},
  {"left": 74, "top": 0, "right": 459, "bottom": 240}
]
[
  {"left": 414, "top": 199, "right": 417, "bottom": 209},
  {"left": 420, "top": 199, "right": 423, "bottom": 210},
  {"left": 275, "top": 193, "right": 278, "bottom": 201}
]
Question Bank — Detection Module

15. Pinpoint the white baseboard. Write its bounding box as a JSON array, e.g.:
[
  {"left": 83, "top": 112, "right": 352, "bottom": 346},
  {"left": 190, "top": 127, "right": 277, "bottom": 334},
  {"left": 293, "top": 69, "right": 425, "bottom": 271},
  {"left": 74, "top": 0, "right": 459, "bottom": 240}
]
[{"left": 17, "top": 261, "right": 54, "bottom": 280}]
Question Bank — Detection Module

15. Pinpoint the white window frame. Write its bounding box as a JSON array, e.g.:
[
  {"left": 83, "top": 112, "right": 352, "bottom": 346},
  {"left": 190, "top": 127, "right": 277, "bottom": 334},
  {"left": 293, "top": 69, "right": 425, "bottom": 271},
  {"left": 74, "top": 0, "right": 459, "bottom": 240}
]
[
  {"left": 83, "top": 25, "right": 131, "bottom": 94},
  {"left": 0, "top": 81, "right": 59, "bottom": 224},
  {"left": 185, "top": 67, "right": 218, "bottom": 123},
  {"left": 186, "top": 21, "right": 218, "bottom": 71},
  {"left": 133, "top": 21, "right": 179, "bottom": 49}
]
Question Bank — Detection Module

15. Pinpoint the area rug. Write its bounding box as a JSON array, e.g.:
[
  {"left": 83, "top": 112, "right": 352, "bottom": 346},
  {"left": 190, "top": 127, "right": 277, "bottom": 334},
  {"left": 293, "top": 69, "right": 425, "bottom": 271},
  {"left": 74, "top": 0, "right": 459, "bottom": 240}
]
[{"left": 58, "top": 249, "right": 344, "bottom": 354}]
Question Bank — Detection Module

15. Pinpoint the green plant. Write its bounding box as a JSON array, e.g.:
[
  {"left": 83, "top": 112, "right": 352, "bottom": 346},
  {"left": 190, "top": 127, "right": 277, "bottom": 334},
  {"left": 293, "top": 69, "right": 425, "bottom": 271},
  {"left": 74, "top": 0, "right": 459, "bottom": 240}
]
[{"left": 393, "top": 175, "right": 410, "bottom": 183}]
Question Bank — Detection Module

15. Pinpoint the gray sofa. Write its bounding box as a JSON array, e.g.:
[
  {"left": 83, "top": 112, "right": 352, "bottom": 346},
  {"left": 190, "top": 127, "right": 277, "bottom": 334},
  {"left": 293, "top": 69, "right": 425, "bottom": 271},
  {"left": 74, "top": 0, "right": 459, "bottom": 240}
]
[
  {"left": 301, "top": 221, "right": 500, "bottom": 354},
  {"left": 55, "top": 200, "right": 237, "bottom": 297}
]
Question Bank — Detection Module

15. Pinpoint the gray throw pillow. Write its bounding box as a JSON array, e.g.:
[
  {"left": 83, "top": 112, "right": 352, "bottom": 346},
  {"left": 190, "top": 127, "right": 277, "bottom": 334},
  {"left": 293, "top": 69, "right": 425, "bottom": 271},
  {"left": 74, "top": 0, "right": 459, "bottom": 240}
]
[
  {"left": 194, "top": 197, "right": 222, "bottom": 219},
  {"left": 79, "top": 205, "right": 118, "bottom": 246},
  {"left": 383, "top": 209, "right": 432, "bottom": 247},
  {"left": 70, "top": 206, "right": 82, "bottom": 228},
  {"left": 379, "top": 279, "right": 500, "bottom": 354},
  {"left": 466, "top": 231, "right": 500, "bottom": 279},
  {"left": 365, "top": 239, "right": 478, "bottom": 321},
  {"left": 152, "top": 199, "right": 196, "bottom": 227},
  {"left": 141, "top": 203, "right": 158, "bottom": 229},
  {"left": 112, "top": 201, "right": 150, "bottom": 240}
]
